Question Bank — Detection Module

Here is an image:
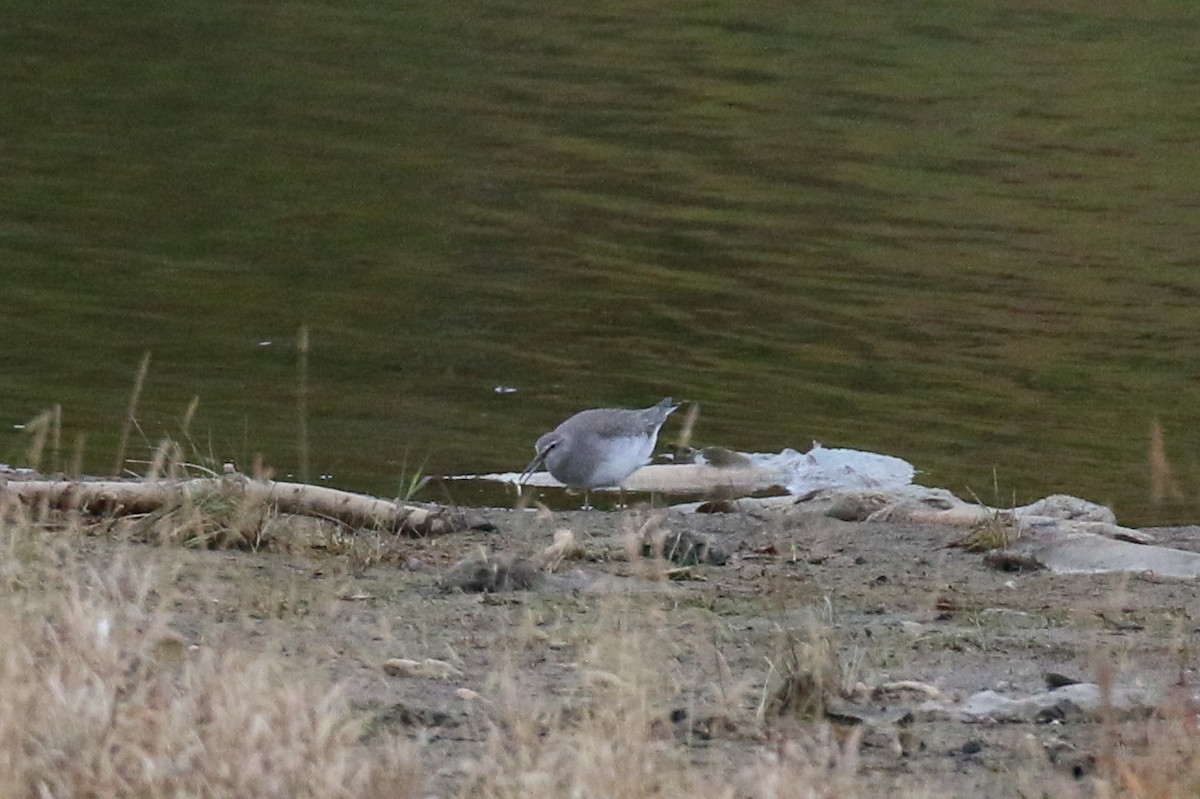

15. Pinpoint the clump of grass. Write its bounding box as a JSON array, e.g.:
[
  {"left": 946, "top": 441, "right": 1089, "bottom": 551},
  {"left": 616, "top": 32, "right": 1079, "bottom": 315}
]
[
  {"left": 113, "top": 350, "right": 152, "bottom": 477},
  {"left": 951, "top": 510, "right": 1017, "bottom": 553},
  {"left": 952, "top": 480, "right": 1020, "bottom": 552},
  {"left": 761, "top": 619, "right": 847, "bottom": 721},
  {"left": 461, "top": 599, "right": 867, "bottom": 799},
  {"left": 126, "top": 489, "right": 275, "bottom": 549},
  {"left": 394, "top": 453, "right": 431, "bottom": 504},
  {"left": 1108, "top": 713, "right": 1200, "bottom": 798},
  {"left": 0, "top": 515, "right": 422, "bottom": 799},
  {"left": 19, "top": 405, "right": 62, "bottom": 473}
]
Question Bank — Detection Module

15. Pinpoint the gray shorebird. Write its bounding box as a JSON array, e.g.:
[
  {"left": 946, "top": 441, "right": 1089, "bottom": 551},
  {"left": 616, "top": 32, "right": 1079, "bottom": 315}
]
[{"left": 519, "top": 398, "right": 679, "bottom": 509}]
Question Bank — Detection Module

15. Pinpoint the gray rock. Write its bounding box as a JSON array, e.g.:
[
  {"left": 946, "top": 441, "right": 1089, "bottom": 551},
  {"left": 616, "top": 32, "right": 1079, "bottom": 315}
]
[
  {"left": 1015, "top": 533, "right": 1200, "bottom": 578},
  {"left": 643, "top": 529, "right": 729, "bottom": 566},
  {"left": 439, "top": 551, "right": 540, "bottom": 593},
  {"left": 952, "top": 683, "right": 1160, "bottom": 723}
]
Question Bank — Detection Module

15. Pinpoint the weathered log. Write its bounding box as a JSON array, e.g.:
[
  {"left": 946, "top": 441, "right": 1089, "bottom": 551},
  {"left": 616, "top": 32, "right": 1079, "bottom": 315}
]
[
  {"left": 624, "top": 463, "right": 785, "bottom": 495},
  {"left": 0, "top": 475, "right": 490, "bottom": 537}
]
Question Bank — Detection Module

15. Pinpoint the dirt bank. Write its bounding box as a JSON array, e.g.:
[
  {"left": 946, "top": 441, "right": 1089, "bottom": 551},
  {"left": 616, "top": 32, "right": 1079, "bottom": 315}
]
[{"left": 71, "top": 501, "right": 1200, "bottom": 796}]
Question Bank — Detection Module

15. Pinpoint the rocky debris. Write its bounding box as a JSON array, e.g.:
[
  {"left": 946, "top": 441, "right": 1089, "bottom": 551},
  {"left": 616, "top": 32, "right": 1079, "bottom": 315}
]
[
  {"left": 825, "top": 491, "right": 895, "bottom": 522},
  {"left": 438, "top": 527, "right": 730, "bottom": 594},
  {"left": 1043, "top": 672, "right": 1082, "bottom": 689},
  {"left": 1018, "top": 494, "right": 1114, "bottom": 523},
  {"left": 372, "top": 701, "right": 458, "bottom": 729},
  {"left": 1008, "top": 532, "right": 1200, "bottom": 578},
  {"left": 439, "top": 551, "right": 541, "bottom": 593},
  {"left": 871, "top": 680, "right": 943, "bottom": 701},
  {"left": 828, "top": 705, "right": 923, "bottom": 757},
  {"left": 652, "top": 707, "right": 740, "bottom": 742},
  {"left": 822, "top": 486, "right": 1124, "bottom": 530},
  {"left": 642, "top": 528, "right": 729, "bottom": 566},
  {"left": 728, "top": 486, "right": 1200, "bottom": 578},
  {"left": 981, "top": 550, "right": 1044, "bottom": 572},
  {"left": 917, "top": 683, "right": 1167, "bottom": 724},
  {"left": 566, "top": 570, "right": 689, "bottom": 595}
]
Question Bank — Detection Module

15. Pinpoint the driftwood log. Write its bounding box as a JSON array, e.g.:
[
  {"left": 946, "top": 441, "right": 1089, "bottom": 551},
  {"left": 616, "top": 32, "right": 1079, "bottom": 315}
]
[
  {"left": 624, "top": 463, "right": 784, "bottom": 495},
  {"left": 0, "top": 475, "right": 490, "bottom": 537}
]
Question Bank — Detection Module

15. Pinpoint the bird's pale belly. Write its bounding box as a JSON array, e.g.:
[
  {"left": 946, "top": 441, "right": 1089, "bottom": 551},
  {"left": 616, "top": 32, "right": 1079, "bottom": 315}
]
[{"left": 549, "top": 434, "right": 654, "bottom": 489}]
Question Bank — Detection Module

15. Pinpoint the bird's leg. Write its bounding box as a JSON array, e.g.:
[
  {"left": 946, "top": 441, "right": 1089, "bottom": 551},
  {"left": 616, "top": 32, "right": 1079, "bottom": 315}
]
[{"left": 581, "top": 491, "right": 593, "bottom": 511}]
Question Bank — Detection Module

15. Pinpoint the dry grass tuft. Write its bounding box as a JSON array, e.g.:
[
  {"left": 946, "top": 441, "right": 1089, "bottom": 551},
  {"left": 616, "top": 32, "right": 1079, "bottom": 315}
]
[
  {"left": 0, "top": 515, "right": 422, "bottom": 799},
  {"left": 763, "top": 639, "right": 841, "bottom": 721},
  {"left": 950, "top": 511, "right": 1016, "bottom": 553},
  {"left": 460, "top": 600, "right": 867, "bottom": 799},
  {"left": 128, "top": 489, "right": 275, "bottom": 549}
]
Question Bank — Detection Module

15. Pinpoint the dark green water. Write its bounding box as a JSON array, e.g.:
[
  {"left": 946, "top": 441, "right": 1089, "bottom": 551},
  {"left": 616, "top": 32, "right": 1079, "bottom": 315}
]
[{"left": 4, "top": 1, "right": 1199, "bottom": 523}]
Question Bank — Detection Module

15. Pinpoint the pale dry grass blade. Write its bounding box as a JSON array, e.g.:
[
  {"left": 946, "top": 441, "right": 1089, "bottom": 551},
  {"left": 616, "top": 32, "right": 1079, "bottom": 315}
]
[
  {"left": 22, "top": 409, "right": 53, "bottom": 472},
  {"left": 676, "top": 401, "right": 699, "bottom": 451},
  {"left": 297, "top": 325, "right": 311, "bottom": 485},
  {"left": 50, "top": 404, "right": 61, "bottom": 473},
  {"left": 113, "top": 351, "right": 152, "bottom": 477},
  {"left": 182, "top": 395, "right": 200, "bottom": 437},
  {"left": 1149, "top": 418, "right": 1184, "bottom": 504},
  {"left": 69, "top": 432, "right": 87, "bottom": 479}
]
